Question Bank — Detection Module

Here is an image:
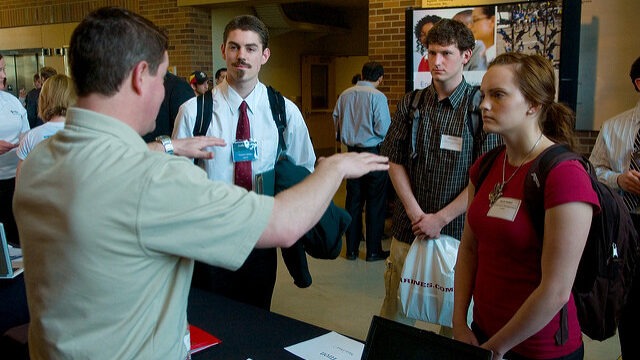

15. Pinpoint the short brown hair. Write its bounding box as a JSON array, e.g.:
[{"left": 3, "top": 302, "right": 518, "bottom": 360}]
[
  {"left": 69, "top": 7, "right": 168, "bottom": 97},
  {"left": 38, "top": 74, "right": 77, "bottom": 122}
]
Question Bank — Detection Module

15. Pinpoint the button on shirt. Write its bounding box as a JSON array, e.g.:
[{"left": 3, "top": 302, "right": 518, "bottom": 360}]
[
  {"left": 333, "top": 81, "right": 391, "bottom": 148},
  {"left": 173, "top": 81, "right": 316, "bottom": 187}
]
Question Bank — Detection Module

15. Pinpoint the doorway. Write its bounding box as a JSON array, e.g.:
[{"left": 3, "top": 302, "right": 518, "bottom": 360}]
[{"left": 301, "top": 55, "right": 337, "bottom": 157}]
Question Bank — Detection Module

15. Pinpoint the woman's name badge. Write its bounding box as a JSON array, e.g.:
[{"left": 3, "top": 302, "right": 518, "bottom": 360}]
[
  {"left": 487, "top": 197, "right": 521, "bottom": 221},
  {"left": 232, "top": 139, "right": 258, "bottom": 162}
]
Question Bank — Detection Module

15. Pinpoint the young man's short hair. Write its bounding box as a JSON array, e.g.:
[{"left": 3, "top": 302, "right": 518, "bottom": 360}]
[
  {"left": 215, "top": 68, "right": 227, "bottom": 81},
  {"left": 223, "top": 15, "right": 269, "bottom": 50},
  {"left": 630, "top": 55, "right": 640, "bottom": 92},
  {"left": 69, "top": 6, "right": 168, "bottom": 97},
  {"left": 361, "top": 62, "right": 384, "bottom": 82},
  {"left": 425, "top": 18, "right": 475, "bottom": 53},
  {"left": 39, "top": 67, "right": 58, "bottom": 82}
]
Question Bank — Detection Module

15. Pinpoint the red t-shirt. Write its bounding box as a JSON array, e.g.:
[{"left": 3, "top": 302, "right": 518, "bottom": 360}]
[{"left": 468, "top": 149, "right": 600, "bottom": 359}]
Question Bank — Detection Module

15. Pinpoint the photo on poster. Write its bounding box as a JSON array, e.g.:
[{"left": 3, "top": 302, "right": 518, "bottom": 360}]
[{"left": 408, "top": 0, "right": 567, "bottom": 91}]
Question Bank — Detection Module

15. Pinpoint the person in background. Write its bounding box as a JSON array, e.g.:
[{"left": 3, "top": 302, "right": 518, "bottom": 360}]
[
  {"left": 215, "top": 67, "right": 227, "bottom": 85},
  {"left": 189, "top": 70, "right": 209, "bottom": 96},
  {"left": 25, "top": 67, "right": 57, "bottom": 128},
  {"left": 0, "top": 54, "right": 29, "bottom": 246},
  {"left": 454, "top": 53, "right": 597, "bottom": 360},
  {"left": 16, "top": 74, "right": 76, "bottom": 180},
  {"left": 19, "top": 89, "right": 27, "bottom": 107},
  {"left": 588, "top": 55, "right": 640, "bottom": 360},
  {"left": 22, "top": 73, "right": 41, "bottom": 109},
  {"left": 13, "top": 7, "right": 388, "bottom": 359},
  {"left": 333, "top": 61, "right": 391, "bottom": 261},
  {"left": 453, "top": 9, "right": 487, "bottom": 71},
  {"left": 173, "top": 15, "right": 316, "bottom": 310},
  {"left": 141, "top": 71, "right": 194, "bottom": 142},
  {"left": 380, "top": 18, "right": 501, "bottom": 333},
  {"left": 414, "top": 14, "right": 442, "bottom": 72},
  {"left": 471, "top": 6, "right": 496, "bottom": 65}
]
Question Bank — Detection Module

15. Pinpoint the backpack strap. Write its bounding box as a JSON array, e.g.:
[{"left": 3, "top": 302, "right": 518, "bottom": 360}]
[
  {"left": 467, "top": 85, "right": 482, "bottom": 136},
  {"left": 522, "top": 143, "right": 584, "bottom": 346},
  {"left": 474, "top": 144, "right": 505, "bottom": 194},
  {"left": 193, "top": 90, "right": 213, "bottom": 137},
  {"left": 523, "top": 144, "right": 584, "bottom": 236},
  {"left": 267, "top": 85, "right": 287, "bottom": 160},
  {"left": 408, "top": 85, "right": 483, "bottom": 159},
  {"left": 408, "top": 89, "right": 427, "bottom": 158}
]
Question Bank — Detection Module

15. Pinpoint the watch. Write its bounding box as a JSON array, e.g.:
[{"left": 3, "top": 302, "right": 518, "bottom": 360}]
[{"left": 155, "top": 135, "right": 174, "bottom": 155}]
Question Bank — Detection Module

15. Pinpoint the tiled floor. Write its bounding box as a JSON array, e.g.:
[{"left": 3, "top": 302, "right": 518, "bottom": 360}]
[{"left": 270, "top": 181, "right": 623, "bottom": 359}]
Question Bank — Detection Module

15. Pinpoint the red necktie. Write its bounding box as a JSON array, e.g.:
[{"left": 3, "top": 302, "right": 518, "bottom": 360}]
[{"left": 234, "top": 101, "right": 252, "bottom": 191}]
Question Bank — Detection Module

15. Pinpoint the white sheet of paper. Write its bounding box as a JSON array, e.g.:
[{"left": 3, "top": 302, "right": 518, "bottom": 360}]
[{"left": 284, "top": 331, "right": 364, "bottom": 360}]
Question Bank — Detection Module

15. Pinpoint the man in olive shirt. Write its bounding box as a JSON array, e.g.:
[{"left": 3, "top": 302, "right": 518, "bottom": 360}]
[{"left": 13, "top": 7, "right": 388, "bottom": 359}]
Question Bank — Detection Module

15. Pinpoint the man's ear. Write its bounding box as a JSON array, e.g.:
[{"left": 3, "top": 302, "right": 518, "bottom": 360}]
[
  {"left": 462, "top": 49, "right": 472, "bottom": 65},
  {"left": 261, "top": 47, "right": 270, "bottom": 65},
  {"left": 634, "top": 78, "right": 640, "bottom": 92},
  {"left": 131, "top": 61, "right": 148, "bottom": 95}
]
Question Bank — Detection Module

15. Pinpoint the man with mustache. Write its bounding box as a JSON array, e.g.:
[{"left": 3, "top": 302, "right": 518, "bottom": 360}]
[{"left": 173, "top": 15, "right": 315, "bottom": 310}]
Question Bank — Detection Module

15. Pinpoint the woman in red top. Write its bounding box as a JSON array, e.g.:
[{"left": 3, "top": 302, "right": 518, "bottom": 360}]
[{"left": 453, "top": 53, "right": 599, "bottom": 360}]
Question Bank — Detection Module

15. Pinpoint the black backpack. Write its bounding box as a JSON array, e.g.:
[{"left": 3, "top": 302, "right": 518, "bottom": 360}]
[{"left": 477, "top": 144, "right": 640, "bottom": 342}]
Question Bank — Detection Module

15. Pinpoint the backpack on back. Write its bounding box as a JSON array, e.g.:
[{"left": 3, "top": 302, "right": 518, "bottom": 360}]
[{"left": 477, "top": 144, "right": 640, "bottom": 342}]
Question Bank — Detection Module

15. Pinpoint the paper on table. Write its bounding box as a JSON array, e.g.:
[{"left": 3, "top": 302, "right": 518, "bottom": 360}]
[{"left": 284, "top": 331, "right": 364, "bottom": 360}]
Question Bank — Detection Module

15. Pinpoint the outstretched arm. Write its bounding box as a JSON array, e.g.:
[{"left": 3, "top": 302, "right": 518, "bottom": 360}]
[{"left": 257, "top": 152, "right": 389, "bottom": 248}]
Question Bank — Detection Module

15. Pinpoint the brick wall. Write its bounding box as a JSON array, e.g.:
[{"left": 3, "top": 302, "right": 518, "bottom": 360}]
[
  {"left": 367, "top": 0, "right": 597, "bottom": 154},
  {"left": 369, "top": 0, "right": 419, "bottom": 116},
  {"left": 140, "top": 1, "right": 212, "bottom": 78},
  {"left": 0, "top": 0, "right": 212, "bottom": 79}
]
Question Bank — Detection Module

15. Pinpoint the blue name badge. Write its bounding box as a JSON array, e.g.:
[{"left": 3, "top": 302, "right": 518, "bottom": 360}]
[{"left": 232, "top": 139, "right": 258, "bottom": 162}]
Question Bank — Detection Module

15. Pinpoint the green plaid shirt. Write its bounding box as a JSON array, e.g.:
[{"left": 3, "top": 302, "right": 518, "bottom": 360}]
[{"left": 381, "top": 80, "right": 502, "bottom": 243}]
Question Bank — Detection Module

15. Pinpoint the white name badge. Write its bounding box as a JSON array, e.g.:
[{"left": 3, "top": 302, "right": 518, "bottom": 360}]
[
  {"left": 487, "top": 197, "right": 521, "bottom": 222},
  {"left": 440, "top": 135, "right": 463, "bottom": 152}
]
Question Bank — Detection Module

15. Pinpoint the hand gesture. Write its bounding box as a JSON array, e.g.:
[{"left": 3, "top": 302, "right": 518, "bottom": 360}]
[
  {"left": 172, "top": 136, "right": 226, "bottom": 159},
  {"left": 318, "top": 152, "right": 389, "bottom": 179}
]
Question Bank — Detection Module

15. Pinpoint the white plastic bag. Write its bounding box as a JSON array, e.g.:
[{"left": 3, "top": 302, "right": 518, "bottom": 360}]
[{"left": 399, "top": 235, "right": 461, "bottom": 327}]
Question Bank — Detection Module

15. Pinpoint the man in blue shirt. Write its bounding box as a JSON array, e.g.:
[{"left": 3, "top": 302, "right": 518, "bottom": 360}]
[{"left": 333, "top": 61, "right": 391, "bottom": 261}]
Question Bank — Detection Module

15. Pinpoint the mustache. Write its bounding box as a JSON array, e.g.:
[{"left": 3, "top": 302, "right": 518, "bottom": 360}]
[{"left": 233, "top": 60, "right": 251, "bottom": 68}]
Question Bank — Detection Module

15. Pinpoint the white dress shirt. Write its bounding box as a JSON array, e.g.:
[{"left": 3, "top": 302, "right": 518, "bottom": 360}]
[
  {"left": 0, "top": 90, "right": 29, "bottom": 179},
  {"left": 589, "top": 100, "right": 640, "bottom": 190},
  {"left": 173, "top": 81, "right": 316, "bottom": 188}
]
